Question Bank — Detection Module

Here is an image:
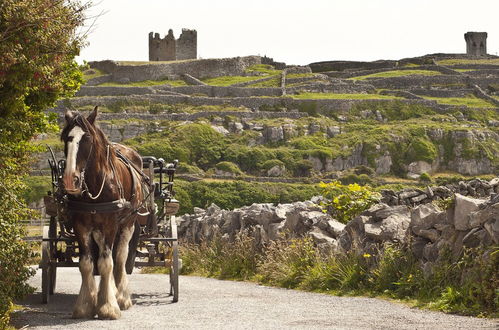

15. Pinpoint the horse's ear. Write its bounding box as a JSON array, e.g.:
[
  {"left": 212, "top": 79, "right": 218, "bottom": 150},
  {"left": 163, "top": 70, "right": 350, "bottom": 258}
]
[
  {"left": 87, "top": 106, "right": 98, "bottom": 125},
  {"left": 64, "top": 110, "right": 73, "bottom": 123}
]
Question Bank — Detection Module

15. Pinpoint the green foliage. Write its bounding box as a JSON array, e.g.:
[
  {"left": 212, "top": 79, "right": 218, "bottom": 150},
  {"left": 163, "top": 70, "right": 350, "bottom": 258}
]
[
  {"left": 181, "top": 234, "right": 498, "bottom": 317},
  {"left": 339, "top": 173, "right": 374, "bottom": 186},
  {"left": 350, "top": 69, "right": 442, "bottom": 80},
  {"left": 127, "top": 123, "right": 227, "bottom": 170},
  {"left": 294, "top": 159, "right": 314, "bottom": 177},
  {"left": 258, "top": 237, "right": 318, "bottom": 288},
  {"left": 0, "top": 0, "right": 87, "bottom": 325},
  {"left": 351, "top": 101, "right": 437, "bottom": 121},
  {"left": 215, "top": 161, "right": 243, "bottom": 175},
  {"left": 250, "top": 76, "right": 281, "bottom": 87},
  {"left": 319, "top": 181, "right": 380, "bottom": 223},
  {"left": 175, "top": 180, "right": 321, "bottom": 214},
  {"left": 21, "top": 176, "right": 52, "bottom": 203},
  {"left": 423, "top": 95, "right": 495, "bottom": 108},
  {"left": 261, "top": 159, "right": 285, "bottom": 171},
  {"left": 202, "top": 75, "right": 266, "bottom": 86},
  {"left": 406, "top": 137, "right": 437, "bottom": 163},
  {"left": 180, "top": 234, "right": 259, "bottom": 280},
  {"left": 419, "top": 172, "right": 432, "bottom": 183}
]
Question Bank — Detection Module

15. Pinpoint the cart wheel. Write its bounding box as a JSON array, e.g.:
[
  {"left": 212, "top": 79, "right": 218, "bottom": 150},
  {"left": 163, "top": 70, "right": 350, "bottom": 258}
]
[
  {"left": 169, "top": 216, "right": 179, "bottom": 302},
  {"left": 48, "top": 218, "right": 57, "bottom": 294},
  {"left": 41, "top": 226, "right": 53, "bottom": 303},
  {"left": 170, "top": 241, "right": 179, "bottom": 302}
]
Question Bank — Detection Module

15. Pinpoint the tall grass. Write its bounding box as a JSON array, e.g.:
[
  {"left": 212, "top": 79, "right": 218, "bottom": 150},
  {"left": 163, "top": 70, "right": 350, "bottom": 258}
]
[{"left": 179, "top": 234, "right": 499, "bottom": 317}]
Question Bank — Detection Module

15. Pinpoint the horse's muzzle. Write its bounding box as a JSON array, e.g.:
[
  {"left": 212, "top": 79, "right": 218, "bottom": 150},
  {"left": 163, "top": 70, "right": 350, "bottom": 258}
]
[{"left": 63, "top": 173, "right": 82, "bottom": 195}]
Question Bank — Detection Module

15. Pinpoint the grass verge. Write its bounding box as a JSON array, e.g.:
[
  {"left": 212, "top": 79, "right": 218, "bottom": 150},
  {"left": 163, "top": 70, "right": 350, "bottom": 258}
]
[{"left": 171, "top": 234, "right": 498, "bottom": 318}]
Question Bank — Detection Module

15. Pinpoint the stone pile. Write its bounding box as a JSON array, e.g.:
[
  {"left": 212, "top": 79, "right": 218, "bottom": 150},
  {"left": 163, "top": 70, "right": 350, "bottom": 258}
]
[
  {"left": 177, "top": 178, "right": 499, "bottom": 267},
  {"left": 380, "top": 178, "right": 499, "bottom": 206}
]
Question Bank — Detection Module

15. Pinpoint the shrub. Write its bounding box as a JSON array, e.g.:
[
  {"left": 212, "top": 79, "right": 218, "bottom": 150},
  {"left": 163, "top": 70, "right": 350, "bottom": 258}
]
[
  {"left": 419, "top": 172, "right": 432, "bottom": 183},
  {"left": 339, "top": 173, "right": 374, "bottom": 186},
  {"left": 294, "top": 159, "right": 314, "bottom": 177},
  {"left": 353, "top": 165, "right": 375, "bottom": 176},
  {"left": 215, "top": 161, "right": 243, "bottom": 175},
  {"left": 261, "top": 159, "right": 285, "bottom": 171},
  {"left": 405, "top": 137, "right": 437, "bottom": 164},
  {"left": 319, "top": 181, "right": 380, "bottom": 223}
]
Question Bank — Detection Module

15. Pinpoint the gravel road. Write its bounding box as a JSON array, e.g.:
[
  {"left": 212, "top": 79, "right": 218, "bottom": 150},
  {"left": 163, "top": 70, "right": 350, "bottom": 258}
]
[{"left": 12, "top": 268, "right": 497, "bottom": 329}]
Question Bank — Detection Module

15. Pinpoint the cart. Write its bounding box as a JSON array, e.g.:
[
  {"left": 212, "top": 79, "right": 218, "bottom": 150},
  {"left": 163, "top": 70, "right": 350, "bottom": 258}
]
[{"left": 41, "top": 148, "right": 180, "bottom": 304}]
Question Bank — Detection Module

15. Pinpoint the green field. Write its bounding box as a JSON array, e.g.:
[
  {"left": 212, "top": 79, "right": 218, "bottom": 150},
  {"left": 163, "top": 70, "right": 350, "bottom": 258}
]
[
  {"left": 350, "top": 70, "right": 442, "bottom": 80},
  {"left": 422, "top": 95, "right": 496, "bottom": 108},
  {"left": 437, "top": 58, "right": 499, "bottom": 65},
  {"left": 99, "top": 78, "right": 187, "bottom": 87}
]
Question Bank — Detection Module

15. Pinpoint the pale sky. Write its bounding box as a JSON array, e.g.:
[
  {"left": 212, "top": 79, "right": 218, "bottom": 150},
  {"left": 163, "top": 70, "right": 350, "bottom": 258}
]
[{"left": 78, "top": 0, "right": 499, "bottom": 66}]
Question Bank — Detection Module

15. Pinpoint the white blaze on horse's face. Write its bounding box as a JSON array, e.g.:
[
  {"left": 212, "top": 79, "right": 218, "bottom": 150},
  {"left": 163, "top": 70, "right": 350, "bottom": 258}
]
[{"left": 63, "top": 126, "right": 85, "bottom": 195}]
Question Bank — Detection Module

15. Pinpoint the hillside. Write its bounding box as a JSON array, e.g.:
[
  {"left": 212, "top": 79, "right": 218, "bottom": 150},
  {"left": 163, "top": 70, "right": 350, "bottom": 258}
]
[{"left": 30, "top": 54, "right": 499, "bottom": 212}]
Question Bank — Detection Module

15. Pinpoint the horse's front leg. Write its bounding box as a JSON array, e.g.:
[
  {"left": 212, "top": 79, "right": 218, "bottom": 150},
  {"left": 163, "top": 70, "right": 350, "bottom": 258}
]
[
  {"left": 73, "top": 227, "right": 97, "bottom": 319},
  {"left": 114, "top": 224, "right": 134, "bottom": 310},
  {"left": 93, "top": 229, "right": 121, "bottom": 320}
]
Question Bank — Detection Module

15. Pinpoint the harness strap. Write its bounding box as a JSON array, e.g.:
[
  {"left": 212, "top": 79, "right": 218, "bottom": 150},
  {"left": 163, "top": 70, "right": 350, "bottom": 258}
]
[{"left": 66, "top": 199, "right": 131, "bottom": 214}]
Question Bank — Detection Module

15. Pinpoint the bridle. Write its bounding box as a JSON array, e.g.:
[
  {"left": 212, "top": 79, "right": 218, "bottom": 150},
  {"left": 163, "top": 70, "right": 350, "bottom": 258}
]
[{"left": 62, "top": 115, "right": 152, "bottom": 219}]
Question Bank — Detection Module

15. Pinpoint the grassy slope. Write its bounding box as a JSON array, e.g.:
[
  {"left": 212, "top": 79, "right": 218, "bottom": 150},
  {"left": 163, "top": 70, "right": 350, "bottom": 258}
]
[
  {"left": 350, "top": 70, "right": 442, "bottom": 80},
  {"left": 99, "top": 79, "right": 187, "bottom": 87}
]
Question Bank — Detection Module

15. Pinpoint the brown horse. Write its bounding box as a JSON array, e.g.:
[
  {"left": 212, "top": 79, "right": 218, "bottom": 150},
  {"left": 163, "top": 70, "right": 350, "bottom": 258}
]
[{"left": 61, "top": 107, "right": 146, "bottom": 319}]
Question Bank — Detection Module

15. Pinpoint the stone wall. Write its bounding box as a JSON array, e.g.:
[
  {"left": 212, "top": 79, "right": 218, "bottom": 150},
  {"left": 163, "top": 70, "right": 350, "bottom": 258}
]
[
  {"left": 66, "top": 94, "right": 445, "bottom": 113},
  {"left": 89, "top": 56, "right": 262, "bottom": 82},
  {"left": 367, "top": 75, "right": 499, "bottom": 90},
  {"left": 176, "top": 178, "right": 499, "bottom": 269}
]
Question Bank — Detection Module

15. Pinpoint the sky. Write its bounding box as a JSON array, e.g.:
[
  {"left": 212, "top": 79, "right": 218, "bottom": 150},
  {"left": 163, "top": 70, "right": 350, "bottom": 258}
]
[{"left": 77, "top": 0, "right": 499, "bottom": 66}]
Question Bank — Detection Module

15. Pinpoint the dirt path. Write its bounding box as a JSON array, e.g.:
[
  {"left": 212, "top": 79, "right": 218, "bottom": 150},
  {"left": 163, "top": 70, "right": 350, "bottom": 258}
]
[{"left": 12, "top": 268, "right": 497, "bottom": 329}]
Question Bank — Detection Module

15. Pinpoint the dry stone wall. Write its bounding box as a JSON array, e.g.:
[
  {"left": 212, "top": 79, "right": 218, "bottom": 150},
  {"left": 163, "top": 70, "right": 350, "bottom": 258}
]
[
  {"left": 89, "top": 56, "right": 262, "bottom": 82},
  {"left": 177, "top": 178, "right": 499, "bottom": 270}
]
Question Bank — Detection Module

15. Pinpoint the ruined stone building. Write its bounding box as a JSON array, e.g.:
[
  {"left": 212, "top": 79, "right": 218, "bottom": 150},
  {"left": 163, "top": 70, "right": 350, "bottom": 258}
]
[
  {"left": 465, "top": 32, "right": 487, "bottom": 56},
  {"left": 149, "top": 29, "right": 197, "bottom": 61}
]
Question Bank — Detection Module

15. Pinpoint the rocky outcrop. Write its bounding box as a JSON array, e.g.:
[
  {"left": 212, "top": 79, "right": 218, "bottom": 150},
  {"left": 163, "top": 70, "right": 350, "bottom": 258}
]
[{"left": 177, "top": 178, "right": 499, "bottom": 266}]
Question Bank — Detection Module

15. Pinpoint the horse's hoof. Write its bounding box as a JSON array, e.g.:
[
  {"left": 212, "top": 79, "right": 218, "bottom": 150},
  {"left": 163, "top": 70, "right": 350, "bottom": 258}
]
[
  {"left": 72, "top": 307, "right": 95, "bottom": 319},
  {"left": 97, "top": 303, "right": 121, "bottom": 320},
  {"left": 117, "top": 296, "right": 132, "bottom": 310}
]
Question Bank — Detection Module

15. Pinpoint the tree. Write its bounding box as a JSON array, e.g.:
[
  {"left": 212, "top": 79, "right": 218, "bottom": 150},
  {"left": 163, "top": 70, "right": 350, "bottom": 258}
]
[{"left": 0, "top": 0, "right": 88, "bottom": 326}]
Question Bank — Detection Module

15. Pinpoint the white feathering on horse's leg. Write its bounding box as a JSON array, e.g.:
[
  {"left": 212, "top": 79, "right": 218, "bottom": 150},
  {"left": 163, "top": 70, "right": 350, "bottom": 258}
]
[
  {"left": 114, "top": 226, "right": 134, "bottom": 310},
  {"left": 93, "top": 230, "right": 121, "bottom": 320},
  {"left": 96, "top": 251, "right": 121, "bottom": 320},
  {"left": 72, "top": 256, "right": 97, "bottom": 319}
]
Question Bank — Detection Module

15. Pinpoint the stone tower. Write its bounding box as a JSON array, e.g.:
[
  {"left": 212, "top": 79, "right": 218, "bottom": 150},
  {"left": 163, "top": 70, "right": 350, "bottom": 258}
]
[
  {"left": 464, "top": 32, "right": 487, "bottom": 56},
  {"left": 148, "top": 29, "right": 197, "bottom": 61}
]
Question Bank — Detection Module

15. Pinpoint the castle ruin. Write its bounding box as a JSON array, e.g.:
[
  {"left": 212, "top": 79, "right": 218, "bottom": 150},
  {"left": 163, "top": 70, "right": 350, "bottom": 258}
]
[
  {"left": 149, "top": 29, "right": 197, "bottom": 61},
  {"left": 464, "top": 32, "right": 487, "bottom": 56}
]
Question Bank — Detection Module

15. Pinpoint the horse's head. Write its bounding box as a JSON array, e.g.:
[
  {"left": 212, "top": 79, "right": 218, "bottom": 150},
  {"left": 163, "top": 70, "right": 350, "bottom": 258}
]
[{"left": 60, "top": 106, "right": 99, "bottom": 195}]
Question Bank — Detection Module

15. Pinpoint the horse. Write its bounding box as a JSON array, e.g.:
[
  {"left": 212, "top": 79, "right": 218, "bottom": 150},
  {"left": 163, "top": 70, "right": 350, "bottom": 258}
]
[{"left": 61, "top": 107, "right": 147, "bottom": 319}]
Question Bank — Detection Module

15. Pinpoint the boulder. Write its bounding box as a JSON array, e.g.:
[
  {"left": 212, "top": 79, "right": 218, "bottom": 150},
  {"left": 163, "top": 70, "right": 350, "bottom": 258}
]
[
  {"left": 375, "top": 153, "right": 392, "bottom": 174},
  {"left": 410, "top": 203, "right": 445, "bottom": 236},
  {"left": 267, "top": 165, "right": 286, "bottom": 177},
  {"left": 211, "top": 125, "right": 229, "bottom": 136},
  {"left": 453, "top": 194, "right": 487, "bottom": 230}
]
